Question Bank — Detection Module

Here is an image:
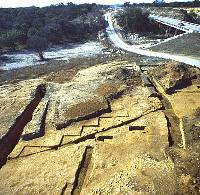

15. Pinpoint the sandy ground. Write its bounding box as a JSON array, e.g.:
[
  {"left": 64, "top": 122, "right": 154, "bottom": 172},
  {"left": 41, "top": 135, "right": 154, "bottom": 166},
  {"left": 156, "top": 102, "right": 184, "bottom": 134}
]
[
  {"left": 0, "top": 58, "right": 172, "bottom": 194},
  {"left": 0, "top": 57, "right": 200, "bottom": 194}
]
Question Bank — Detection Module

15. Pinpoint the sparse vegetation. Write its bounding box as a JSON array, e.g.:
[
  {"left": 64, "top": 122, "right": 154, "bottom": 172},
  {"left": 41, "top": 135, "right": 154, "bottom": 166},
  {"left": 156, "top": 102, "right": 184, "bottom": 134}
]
[{"left": 150, "top": 33, "right": 200, "bottom": 58}]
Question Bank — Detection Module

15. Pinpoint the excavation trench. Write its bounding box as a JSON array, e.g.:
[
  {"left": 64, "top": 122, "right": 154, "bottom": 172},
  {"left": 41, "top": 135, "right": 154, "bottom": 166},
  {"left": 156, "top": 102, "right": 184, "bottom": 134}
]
[
  {"left": 0, "top": 84, "right": 46, "bottom": 168},
  {"left": 21, "top": 101, "right": 49, "bottom": 141},
  {"left": 71, "top": 146, "right": 93, "bottom": 195},
  {"left": 149, "top": 76, "right": 182, "bottom": 146},
  {"left": 56, "top": 88, "right": 128, "bottom": 131},
  {"left": 68, "top": 108, "right": 162, "bottom": 146}
]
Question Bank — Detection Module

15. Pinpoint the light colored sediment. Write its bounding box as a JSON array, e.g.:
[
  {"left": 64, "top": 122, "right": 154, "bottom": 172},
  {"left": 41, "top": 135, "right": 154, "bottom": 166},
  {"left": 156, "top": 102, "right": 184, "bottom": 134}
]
[
  {"left": 0, "top": 79, "right": 44, "bottom": 138},
  {"left": 0, "top": 144, "right": 86, "bottom": 195},
  {"left": 149, "top": 62, "right": 200, "bottom": 149},
  {"left": 1, "top": 60, "right": 200, "bottom": 194}
]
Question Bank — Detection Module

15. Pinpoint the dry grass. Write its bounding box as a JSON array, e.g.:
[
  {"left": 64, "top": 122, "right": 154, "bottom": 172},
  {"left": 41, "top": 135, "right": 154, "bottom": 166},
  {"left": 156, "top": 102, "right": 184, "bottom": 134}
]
[{"left": 150, "top": 33, "right": 200, "bottom": 59}]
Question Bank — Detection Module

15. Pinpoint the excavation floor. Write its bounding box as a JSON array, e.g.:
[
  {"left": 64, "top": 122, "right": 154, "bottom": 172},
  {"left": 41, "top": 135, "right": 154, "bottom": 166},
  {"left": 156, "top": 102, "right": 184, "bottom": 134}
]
[{"left": 1, "top": 60, "right": 200, "bottom": 194}]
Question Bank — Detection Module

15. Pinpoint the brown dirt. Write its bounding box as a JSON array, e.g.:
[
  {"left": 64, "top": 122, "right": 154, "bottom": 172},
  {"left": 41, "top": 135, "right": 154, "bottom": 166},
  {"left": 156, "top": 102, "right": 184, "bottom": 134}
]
[
  {"left": 149, "top": 61, "right": 200, "bottom": 194},
  {"left": 95, "top": 83, "right": 122, "bottom": 97},
  {"left": 1, "top": 52, "right": 200, "bottom": 194},
  {"left": 64, "top": 98, "right": 109, "bottom": 119},
  {"left": 44, "top": 69, "right": 78, "bottom": 83},
  {"left": 168, "top": 141, "right": 200, "bottom": 195},
  {"left": 148, "top": 61, "right": 200, "bottom": 93},
  {"left": 106, "top": 67, "right": 142, "bottom": 87}
]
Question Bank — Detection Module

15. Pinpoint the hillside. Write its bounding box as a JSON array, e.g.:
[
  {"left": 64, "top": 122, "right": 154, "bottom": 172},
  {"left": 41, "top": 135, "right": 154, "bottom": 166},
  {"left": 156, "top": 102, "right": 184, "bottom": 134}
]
[{"left": 149, "top": 33, "right": 200, "bottom": 59}]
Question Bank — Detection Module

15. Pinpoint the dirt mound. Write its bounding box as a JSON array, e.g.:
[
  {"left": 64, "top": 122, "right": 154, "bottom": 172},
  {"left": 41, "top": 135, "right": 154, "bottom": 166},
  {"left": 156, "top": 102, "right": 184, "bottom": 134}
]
[
  {"left": 95, "top": 83, "right": 122, "bottom": 97},
  {"left": 105, "top": 67, "right": 142, "bottom": 87},
  {"left": 148, "top": 62, "right": 200, "bottom": 94},
  {"left": 113, "top": 67, "right": 132, "bottom": 80},
  {"left": 63, "top": 98, "right": 109, "bottom": 119},
  {"left": 56, "top": 97, "right": 110, "bottom": 129}
]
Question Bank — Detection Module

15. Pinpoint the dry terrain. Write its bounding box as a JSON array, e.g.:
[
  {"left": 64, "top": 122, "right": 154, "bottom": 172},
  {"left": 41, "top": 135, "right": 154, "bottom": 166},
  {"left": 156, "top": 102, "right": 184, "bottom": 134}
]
[
  {"left": 0, "top": 59, "right": 200, "bottom": 195},
  {"left": 149, "top": 33, "right": 200, "bottom": 59},
  {"left": 147, "top": 7, "right": 185, "bottom": 20}
]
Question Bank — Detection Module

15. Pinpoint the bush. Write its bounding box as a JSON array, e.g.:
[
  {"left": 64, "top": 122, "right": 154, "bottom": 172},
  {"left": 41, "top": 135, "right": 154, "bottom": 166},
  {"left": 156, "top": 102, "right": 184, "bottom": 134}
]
[
  {"left": 117, "top": 7, "right": 154, "bottom": 33},
  {"left": 0, "top": 3, "right": 106, "bottom": 51},
  {"left": 27, "top": 36, "right": 48, "bottom": 60}
]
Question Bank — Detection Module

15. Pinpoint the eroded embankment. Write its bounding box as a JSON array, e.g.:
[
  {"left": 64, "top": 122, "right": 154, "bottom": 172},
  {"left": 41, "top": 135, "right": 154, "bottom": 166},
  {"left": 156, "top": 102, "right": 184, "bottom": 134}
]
[{"left": 0, "top": 84, "right": 46, "bottom": 168}]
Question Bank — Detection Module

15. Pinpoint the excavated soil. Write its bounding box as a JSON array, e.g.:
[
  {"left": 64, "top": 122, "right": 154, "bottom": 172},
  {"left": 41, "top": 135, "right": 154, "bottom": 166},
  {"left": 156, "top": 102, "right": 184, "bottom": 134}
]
[
  {"left": 63, "top": 98, "right": 109, "bottom": 120},
  {"left": 95, "top": 83, "right": 122, "bottom": 97},
  {"left": 148, "top": 61, "right": 200, "bottom": 194},
  {"left": 44, "top": 69, "right": 78, "bottom": 83},
  {"left": 148, "top": 61, "right": 200, "bottom": 94},
  {"left": 0, "top": 59, "right": 200, "bottom": 195}
]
